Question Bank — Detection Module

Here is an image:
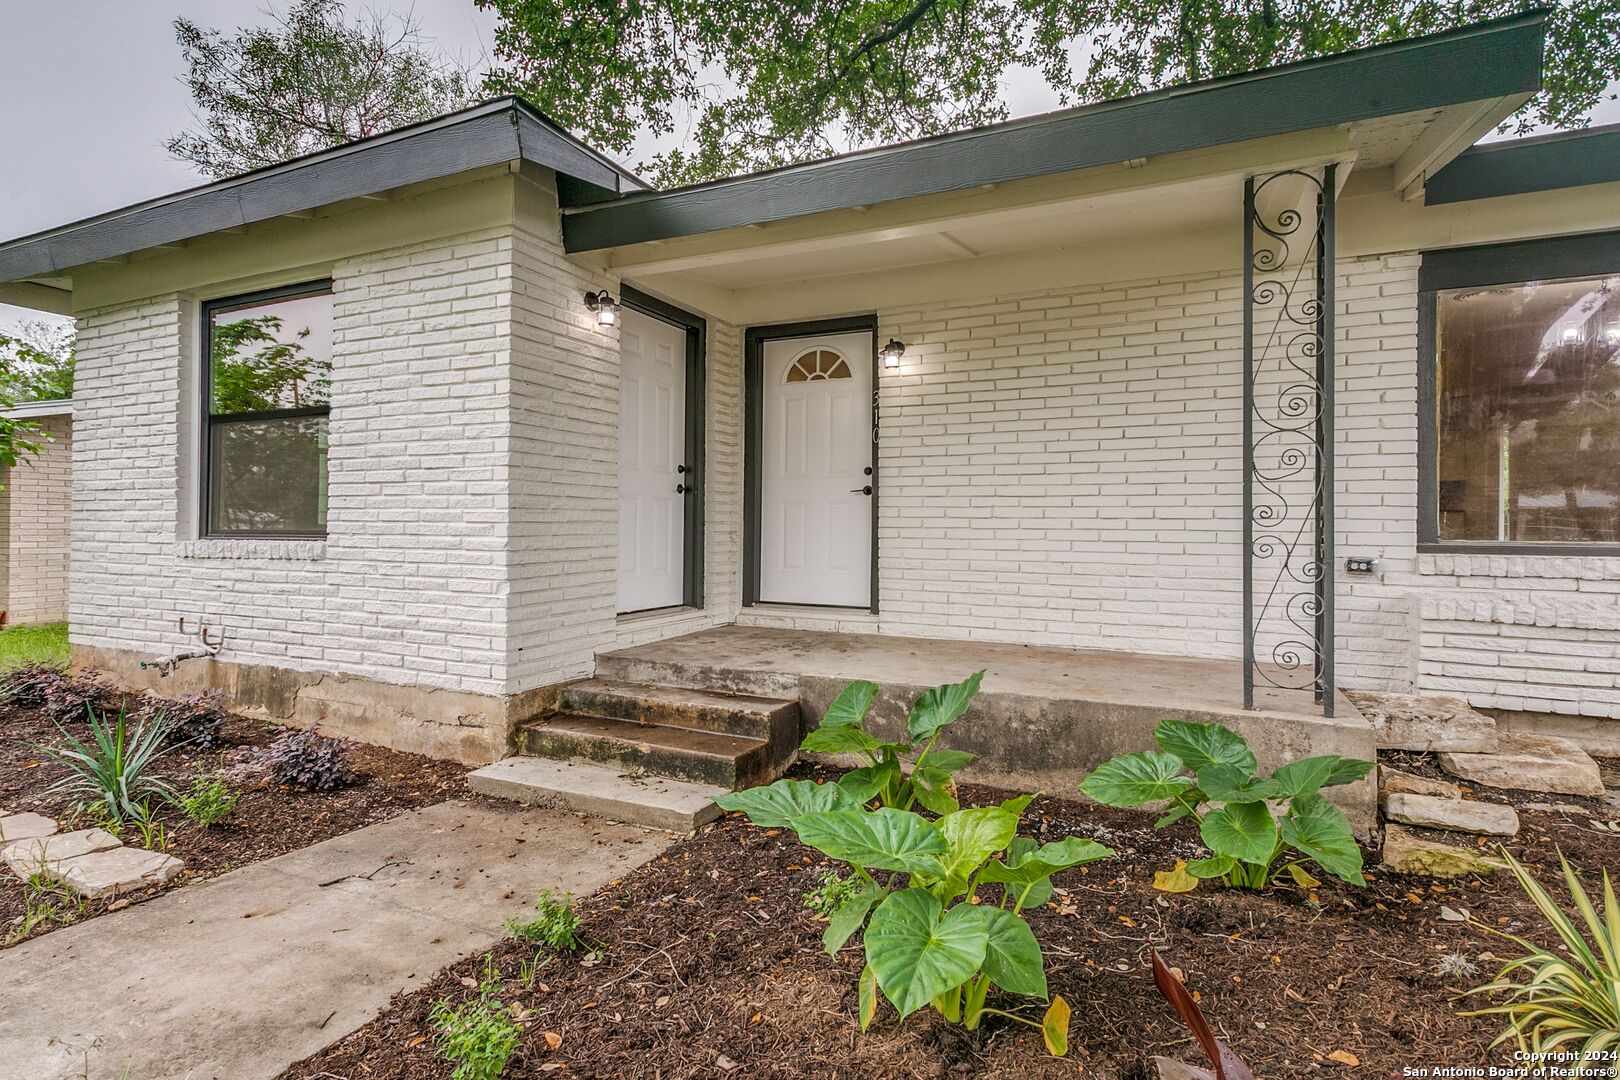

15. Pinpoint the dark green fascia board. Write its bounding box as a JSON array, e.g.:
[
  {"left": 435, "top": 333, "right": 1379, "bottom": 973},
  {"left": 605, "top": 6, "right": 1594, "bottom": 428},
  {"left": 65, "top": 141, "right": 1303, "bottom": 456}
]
[
  {"left": 561, "top": 11, "right": 1547, "bottom": 253},
  {"left": 0, "top": 98, "right": 645, "bottom": 282},
  {"left": 1426, "top": 122, "right": 1620, "bottom": 205}
]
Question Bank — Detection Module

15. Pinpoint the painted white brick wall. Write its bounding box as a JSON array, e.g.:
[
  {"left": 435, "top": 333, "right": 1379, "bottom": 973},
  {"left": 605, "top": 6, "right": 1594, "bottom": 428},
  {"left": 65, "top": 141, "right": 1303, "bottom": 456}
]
[
  {"left": 72, "top": 225, "right": 518, "bottom": 695},
  {"left": 2, "top": 413, "right": 72, "bottom": 625}
]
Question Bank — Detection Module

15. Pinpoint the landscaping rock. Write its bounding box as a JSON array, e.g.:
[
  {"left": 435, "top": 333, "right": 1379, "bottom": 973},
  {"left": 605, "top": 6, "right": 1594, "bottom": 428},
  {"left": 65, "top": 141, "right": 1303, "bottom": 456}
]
[
  {"left": 1379, "top": 766, "right": 1461, "bottom": 801},
  {"left": 2, "top": 828, "right": 122, "bottom": 878},
  {"left": 1380, "top": 824, "right": 1507, "bottom": 878},
  {"left": 1382, "top": 793, "right": 1519, "bottom": 837},
  {"left": 54, "top": 847, "right": 184, "bottom": 900},
  {"left": 1347, "top": 691, "right": 1498, "bottom": 753},
  {"left": 0, "top": 812, "right": 59, "bottom": 844},
  {"left": 1438, "top": 731, "right": 1604, "bottom": 796},
  {"left": 1522, "top": 801, "right": 1590, "bottom": 815}
]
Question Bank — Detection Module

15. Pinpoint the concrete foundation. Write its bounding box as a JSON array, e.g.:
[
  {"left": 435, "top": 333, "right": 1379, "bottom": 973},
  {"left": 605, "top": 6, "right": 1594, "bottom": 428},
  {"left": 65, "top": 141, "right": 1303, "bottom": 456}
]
[
  {"left": 72, "top": 644, "right": 553, "bottom": 765},
  {"left": 596, "top": 626, "right": 1378, "bottom": 835}
]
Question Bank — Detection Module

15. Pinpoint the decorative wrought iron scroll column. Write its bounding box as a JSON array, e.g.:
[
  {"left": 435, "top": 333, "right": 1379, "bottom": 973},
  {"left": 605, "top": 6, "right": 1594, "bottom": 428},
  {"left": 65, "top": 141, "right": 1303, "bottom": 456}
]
[{"left": 1243, "top": 165, "right": 1335, "bottom": 716}]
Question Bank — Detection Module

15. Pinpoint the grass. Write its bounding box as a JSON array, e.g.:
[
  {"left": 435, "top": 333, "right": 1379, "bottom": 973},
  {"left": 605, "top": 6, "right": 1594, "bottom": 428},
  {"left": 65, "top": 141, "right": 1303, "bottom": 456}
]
[{"left": 0, "top": 622, "right": 68, "bottom": 671}]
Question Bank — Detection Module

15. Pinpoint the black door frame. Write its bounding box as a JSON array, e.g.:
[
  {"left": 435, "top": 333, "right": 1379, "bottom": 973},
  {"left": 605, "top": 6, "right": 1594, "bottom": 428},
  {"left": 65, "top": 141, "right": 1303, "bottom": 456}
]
[
  {"left": 744, "top": 315, "right": 879, "bottom": 614},
  {"left": 620, "top": 284, "right": 707, "bottom": 611}
]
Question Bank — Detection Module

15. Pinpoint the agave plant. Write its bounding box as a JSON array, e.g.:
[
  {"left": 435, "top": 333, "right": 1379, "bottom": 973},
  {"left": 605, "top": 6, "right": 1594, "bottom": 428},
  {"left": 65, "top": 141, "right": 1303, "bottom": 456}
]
[
  {"left": 41, "top": 708, "right": 181, "bottom": 826},
  {"left": 1461, "top": 850, "right": 1619, "bottom": 1064}
]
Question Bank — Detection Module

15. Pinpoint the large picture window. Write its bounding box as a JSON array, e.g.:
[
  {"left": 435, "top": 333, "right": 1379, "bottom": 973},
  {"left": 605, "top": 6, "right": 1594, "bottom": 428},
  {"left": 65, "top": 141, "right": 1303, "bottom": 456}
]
[
  {"left": 1421, "top": 232, "right": 1620, "bottom": 552},
  {"left": 202, "top": 284, "right": 332, "bottom": 537}
]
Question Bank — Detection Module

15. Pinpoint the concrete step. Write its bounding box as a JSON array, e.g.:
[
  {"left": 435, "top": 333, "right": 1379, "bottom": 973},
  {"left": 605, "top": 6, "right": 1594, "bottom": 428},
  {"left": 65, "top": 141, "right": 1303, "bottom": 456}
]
[
  {"left": 560, "top": 678, "right": 799, "bottom": 743},
  {"left": 593, "top": 650, "right": 803, "bottom": 699},
  {"left": 516, "top": 711, "right": 774, "bottom": 789},
  {"left": 468, "top": 757, "right": 724, "bottom": 833}
]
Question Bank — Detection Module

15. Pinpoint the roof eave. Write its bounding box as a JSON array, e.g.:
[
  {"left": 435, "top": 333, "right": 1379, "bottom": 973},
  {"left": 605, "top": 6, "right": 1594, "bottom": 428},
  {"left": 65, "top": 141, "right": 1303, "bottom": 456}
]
[
  {"left": 1426, "top": 122, "right": 1620, "bottom": 204},
  {"left": 561, "top": 11, "right": 1547, "bottom": 253}
]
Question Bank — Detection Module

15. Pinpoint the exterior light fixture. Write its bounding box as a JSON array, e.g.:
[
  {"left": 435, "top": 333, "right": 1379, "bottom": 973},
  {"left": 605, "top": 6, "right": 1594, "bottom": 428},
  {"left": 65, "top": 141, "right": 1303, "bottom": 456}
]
[
  {"left": 1561, "top": 324, "right": 1582, "bottom": 344},
  {"left": 880, "top": 338, "right": 906, "bottom": 371},
  {"left": 584, "top": 289, "right": 620, "bottom": 328}
]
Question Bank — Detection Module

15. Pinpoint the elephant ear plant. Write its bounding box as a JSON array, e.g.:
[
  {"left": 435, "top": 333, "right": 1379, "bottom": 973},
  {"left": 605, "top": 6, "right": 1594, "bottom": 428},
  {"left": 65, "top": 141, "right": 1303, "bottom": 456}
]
[
  {"left": 717, "top": 675, "right": 1114, "bottom": 1056},
  {"left": 1079, "top": 718, "right": 1373, "bottom": 890},
  {"left": 801, "top": 671, "right": 984, "bottom": 813}
]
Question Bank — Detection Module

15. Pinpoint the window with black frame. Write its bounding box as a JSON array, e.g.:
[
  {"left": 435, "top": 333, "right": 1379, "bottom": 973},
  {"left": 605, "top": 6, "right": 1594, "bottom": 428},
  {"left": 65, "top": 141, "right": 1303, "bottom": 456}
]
[
  {"left": 1431, "top": 272, "right": 1620, "bottom": 545},
  {"left": 203, "top": 284, "right": 332, "bottom": 537}
]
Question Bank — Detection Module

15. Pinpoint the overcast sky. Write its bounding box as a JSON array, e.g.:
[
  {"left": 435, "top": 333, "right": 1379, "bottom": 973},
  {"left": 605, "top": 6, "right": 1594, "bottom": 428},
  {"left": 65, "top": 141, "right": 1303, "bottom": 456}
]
[{"left": 2, "top": 2, "right": 1615, "bottom": 337}]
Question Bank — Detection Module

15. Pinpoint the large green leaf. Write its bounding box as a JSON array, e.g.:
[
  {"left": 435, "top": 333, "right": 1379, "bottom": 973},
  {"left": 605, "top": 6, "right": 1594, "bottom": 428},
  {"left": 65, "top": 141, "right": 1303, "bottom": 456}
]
[
  {"left": 1186, "top": 853, "right": 1236, "bottom": 879},
  {"left": 1322, "top": 756, "right": 1375, "bottom": 788},
  {"left": 864, "top": 889, "right": 989, "bottom": 1019},
  {"left": 793, "top": 808, "right": 948, "bottom": 876},
  {"left": 823, "top": 880, "right": 887, "bottom": 955},
  {"left": 998, "top": 793, "right": 1036, "bottom": 820},
  {"left": 906, "top": 670, "right": 985, "bottom": 742},
  {"left": 822, "top": 680, "right": 880, "bottom": 728},
  {"left": 1155, "top": 718, "right": 1256, "bottom": 774},
  {"left": 838, "top": 759, "right": 899, "bottom": 804},
  {"left": 1078, "top": 751, "right": 1191, "bottom": 807},
  {"left": 979, "top": 835, "right": 1114, "bottom": 907},
  {"left": 801, "top": 723, "right": 889, "bottom": 756},
  {"left": 1267, "top": 755, "right": 1339, "bottom": 799},
  {"left": 935, "top": 807, "right": 1018, "bottom": 879},
  {"left": 714, "top": 778, "right": 858, "bottom": 828},
  {"left": 911, "top": 765, "right": 960, "bottom": 816},
  {"left": 977, "top": 906, "right": 1047, "bottom": 999},
  {"left": 1197, "top": 763, "right": 1283, "bottom": 804},
  {"left": 919, "top": 749, "right": 975, "bottom": 774},
  {"left": 1199, "top": 800, "right": 1278, "bottom": 865},
  {"left": 1280, "top": 794, "right": 1365, "bottom": 886}
]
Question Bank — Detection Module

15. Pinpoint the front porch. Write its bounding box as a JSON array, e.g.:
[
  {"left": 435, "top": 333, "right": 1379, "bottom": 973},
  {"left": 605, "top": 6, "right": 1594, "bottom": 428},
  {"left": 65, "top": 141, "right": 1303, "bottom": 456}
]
[{"left": 594, "top": 624, "right": 1377, "bottom": 832}]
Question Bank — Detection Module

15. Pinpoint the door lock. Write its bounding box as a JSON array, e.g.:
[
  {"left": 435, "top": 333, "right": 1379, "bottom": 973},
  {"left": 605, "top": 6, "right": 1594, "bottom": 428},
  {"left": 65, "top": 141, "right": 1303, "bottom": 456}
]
[
  {"left": 850, "top": 485, "right": 873, "bottom": 495},
  {"left": 676, "top": 484, "right": 688, "bottom": 494}
]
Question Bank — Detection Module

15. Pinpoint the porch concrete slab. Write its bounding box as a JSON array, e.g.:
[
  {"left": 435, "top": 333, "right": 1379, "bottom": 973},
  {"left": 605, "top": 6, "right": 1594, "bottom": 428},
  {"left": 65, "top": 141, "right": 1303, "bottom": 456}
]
[
  {"left": 0, "top": 800, "right": 668, "bottom": 1080},
  {"left": 469, "top": 756, "right": 726, "bottom": 832},
  {"left": 597, "top": 626, "right": 1377, "bottom": 832}
]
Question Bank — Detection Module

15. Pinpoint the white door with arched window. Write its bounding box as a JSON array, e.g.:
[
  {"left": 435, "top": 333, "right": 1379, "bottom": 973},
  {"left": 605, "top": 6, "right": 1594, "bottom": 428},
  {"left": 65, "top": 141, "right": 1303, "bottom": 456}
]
[{"left": 759, "top": 331, "right": 874, "bottom": 607}]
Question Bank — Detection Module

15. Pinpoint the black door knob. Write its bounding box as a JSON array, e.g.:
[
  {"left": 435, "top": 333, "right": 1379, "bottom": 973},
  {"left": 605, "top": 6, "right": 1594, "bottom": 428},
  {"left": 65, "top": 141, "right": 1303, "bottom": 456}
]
[{"left": 849, "top": 485, "right": 873, "bottom": 495}]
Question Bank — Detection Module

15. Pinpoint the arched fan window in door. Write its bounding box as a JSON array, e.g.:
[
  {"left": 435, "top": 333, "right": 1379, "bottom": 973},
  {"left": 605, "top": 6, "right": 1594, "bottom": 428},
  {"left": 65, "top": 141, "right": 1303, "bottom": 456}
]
[{"left": 784, "top": 348, "right": 852, "bottom": 382}]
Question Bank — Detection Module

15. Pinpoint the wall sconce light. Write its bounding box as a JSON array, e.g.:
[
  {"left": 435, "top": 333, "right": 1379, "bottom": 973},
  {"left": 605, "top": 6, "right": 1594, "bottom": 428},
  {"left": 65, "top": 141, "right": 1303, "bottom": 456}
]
[
  {"left": 584, "top": 289, "right": 620, "bottom": 328},
  {"left": 880, "top": 338, "right": 906, "bottom": 371},
  {"left": 1560, "top": 324, "right": 1583, "bottom": 344}
]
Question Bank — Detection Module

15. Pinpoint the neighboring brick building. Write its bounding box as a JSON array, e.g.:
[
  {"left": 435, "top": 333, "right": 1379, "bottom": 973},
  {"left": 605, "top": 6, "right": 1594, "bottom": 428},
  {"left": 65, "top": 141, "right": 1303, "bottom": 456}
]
[
  {"left": 1, "top": 15, "right": 1617, "bottom": 773},
  {"left": 0, "top": 401, "right": 71, "bottom": 627}
]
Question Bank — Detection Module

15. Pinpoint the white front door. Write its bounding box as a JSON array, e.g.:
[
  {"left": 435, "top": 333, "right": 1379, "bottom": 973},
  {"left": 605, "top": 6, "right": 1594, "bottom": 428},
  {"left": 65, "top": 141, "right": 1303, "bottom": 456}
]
[
  {"left": 618, "top": 308, "right": 688, "bottom": 613},
  {"left": 759, "top": 331, "right": 874, "bottom": 607}
]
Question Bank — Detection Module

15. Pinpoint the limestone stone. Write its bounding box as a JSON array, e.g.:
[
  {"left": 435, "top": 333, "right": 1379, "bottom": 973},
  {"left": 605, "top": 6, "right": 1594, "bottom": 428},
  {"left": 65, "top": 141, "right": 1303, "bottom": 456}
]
[
  {"left": 1382, "top": 793, "right": 1519, "bottom": 837},
  {"left": 54, "top": 847, "right": 184, "bottom": 899},
  {"left": 1380, "top": 824, "right": 1508, "bottom": 878},
  {"left": 3, "top": 828, "right": 122, "bottom": 878},
  {"left": 1347, "top": 691, "right": 1499, "bottom": 753},
  {"left": 0, "top": 812, "right": 59, "bottom": 844},
  {"left": 1379, "top": 766, "right": 1461, "bottom": 800},
  {"left": 1438, "top": 731, "right": 1605, "bottom": 796}
]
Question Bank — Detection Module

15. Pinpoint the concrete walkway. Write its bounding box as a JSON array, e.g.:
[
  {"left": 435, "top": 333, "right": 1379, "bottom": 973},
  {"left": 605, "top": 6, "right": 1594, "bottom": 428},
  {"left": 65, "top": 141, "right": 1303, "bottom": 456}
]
[{"left": 0, "top": 800, "right": 668, "bottom": 1080}]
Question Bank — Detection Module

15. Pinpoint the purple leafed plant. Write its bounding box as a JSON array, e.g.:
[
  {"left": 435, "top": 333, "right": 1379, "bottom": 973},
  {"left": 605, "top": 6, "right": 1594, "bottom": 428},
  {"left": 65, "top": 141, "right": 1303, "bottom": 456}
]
[{"left": 1150, "top": 951, "right": 1255, "bottom": 1080}]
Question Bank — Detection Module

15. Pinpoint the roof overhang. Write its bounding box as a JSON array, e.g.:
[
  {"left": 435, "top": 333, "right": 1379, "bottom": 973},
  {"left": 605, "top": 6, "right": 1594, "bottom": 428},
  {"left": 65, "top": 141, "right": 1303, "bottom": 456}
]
[
  {"left": 0, "top": 399, "right": 72, "bottom": 421},
  {"left": 561, "top": 12, "right": 1545, "bottom": 254},
  {"left": 0, "top": 99, "right": 645, "bottom": 285},
  {"left": 1427, "top": 122, "right": 1620, "bottom": 204}
]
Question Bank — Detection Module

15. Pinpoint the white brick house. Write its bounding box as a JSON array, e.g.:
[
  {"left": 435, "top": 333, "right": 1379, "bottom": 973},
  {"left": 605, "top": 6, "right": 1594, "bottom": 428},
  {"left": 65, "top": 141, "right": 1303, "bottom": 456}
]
[
  {"left": 2, "top": 12, "right": 1618, "bottom": 780},
  {"left": 0, "top": 400, "right": 72, "bottom": 626}
]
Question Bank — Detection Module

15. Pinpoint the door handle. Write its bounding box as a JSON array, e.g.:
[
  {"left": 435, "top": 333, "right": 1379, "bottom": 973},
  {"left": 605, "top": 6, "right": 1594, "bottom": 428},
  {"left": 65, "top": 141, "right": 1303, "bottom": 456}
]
[
  {"left": 850, "top": 485, "right": 873, "bottom": 495},
  {"left": 676, "top": 484, "right": 689, "bottom": 494}
]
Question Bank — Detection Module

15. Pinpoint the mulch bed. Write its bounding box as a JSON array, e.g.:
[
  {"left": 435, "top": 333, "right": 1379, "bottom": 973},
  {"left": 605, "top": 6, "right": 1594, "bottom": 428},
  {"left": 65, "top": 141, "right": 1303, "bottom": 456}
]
[
  {"left": 283, "top": 758, "right": 1619, "bottom": 1080},
  {"left": 1, "top": 689, "right": 468, "bottom": 948}
]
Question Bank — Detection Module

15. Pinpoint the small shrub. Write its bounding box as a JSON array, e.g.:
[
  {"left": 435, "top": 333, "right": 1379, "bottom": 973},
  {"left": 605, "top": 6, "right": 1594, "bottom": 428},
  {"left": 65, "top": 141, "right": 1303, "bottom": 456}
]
[
  {"left": 507, "top": 888, "right": 586, "bottom": 951},
  {"left": 178, "top": 774, "right": 239, "bottom": 827},
  {"left": 1462, "top": 850, "right": 1619, "bottom": 1063},
  {"left": 802, "top": 671, "right": 985, "bottom": 814},
  {"left": 1078, "top": 718, "right": 1373, "bottom": 890},
  {"left": 716, "top": 675, "right": 1111, "bottom": 1058},
  {"left": 803, "top": 869, "right": 864, "bottom": 919},
  {"left": 41, "top": 708, "right": 180, "bottom": 826},
  {"left": 133, "top": 689, "right": 228, "bottom": 750},
  {"left": 130, "top": 800, "right": 169, "bottom": 852},
  {"left": 262, "top": 729, "right": 354, "bottom": 791},
  {"left": 1, "top": 666, "right": 113, "bottom": 723},
  {"left": 429, "top": 962, "right": 522, "bottom": 1080}
]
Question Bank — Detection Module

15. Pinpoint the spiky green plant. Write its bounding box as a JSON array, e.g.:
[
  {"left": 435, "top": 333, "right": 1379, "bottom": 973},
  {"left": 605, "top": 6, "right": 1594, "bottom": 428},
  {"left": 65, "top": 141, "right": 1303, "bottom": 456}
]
[
  {"left": 1461, "top": 849, "right": 1619, "bottom": 1064},
  {"left": 40, "top": 708, "right": 180, "bottom": 826}
]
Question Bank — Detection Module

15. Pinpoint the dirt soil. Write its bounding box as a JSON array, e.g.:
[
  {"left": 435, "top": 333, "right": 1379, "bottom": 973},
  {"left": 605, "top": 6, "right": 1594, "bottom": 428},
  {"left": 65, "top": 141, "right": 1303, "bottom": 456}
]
[
  {"left": 283, "top": 758, "right": 1620, "bottom": 1080},
  {"left": 1, "top": 691, "right": 468, "bottom": 948}
]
